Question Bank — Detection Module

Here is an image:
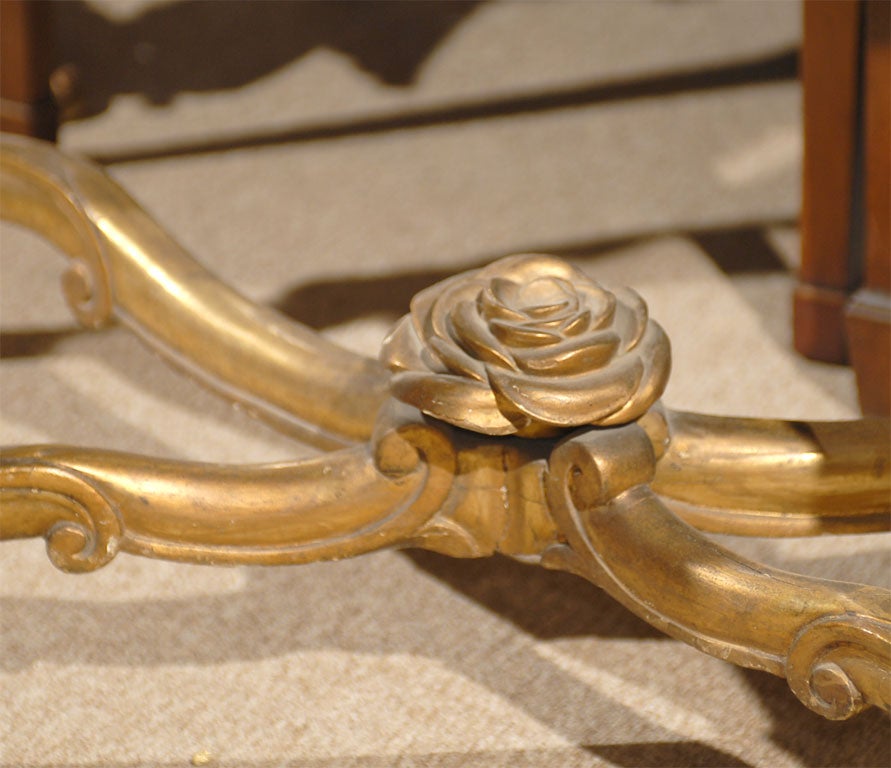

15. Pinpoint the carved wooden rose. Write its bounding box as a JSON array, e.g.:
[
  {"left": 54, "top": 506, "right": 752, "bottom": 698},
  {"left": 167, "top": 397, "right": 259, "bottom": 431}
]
[{"left": 381, "top": 254, "right": 671, "bottom": 437}]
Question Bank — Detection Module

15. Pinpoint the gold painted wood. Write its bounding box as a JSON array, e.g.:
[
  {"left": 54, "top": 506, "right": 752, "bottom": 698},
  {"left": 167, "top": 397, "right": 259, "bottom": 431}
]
[
  {"left": 1, "top": 135, "right": 889, "bottom": 720},
  {"left": 2, "top": 134, "right": 884, "bottom": 534},
  {"left": 0, "top": 134, "right": 387, "bottom": 448},
  {"left": 543, "top": 423, "right": 890, "bottom": 720},
  {"left": 381, "top": 253, "right": 670, "bottom": 436},
  {"left": 655, "top": 410, "right": 891, "bottom": 536},
  {"left": 0, "top": 407, "right": 446, "bottom": 569}
]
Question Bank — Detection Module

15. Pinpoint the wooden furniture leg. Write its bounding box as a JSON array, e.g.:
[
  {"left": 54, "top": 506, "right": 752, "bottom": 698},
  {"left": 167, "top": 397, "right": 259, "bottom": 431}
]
[
  {"left": 794, "top": 0, "right": 861, "bottom": 365},
  {"left": 846, "top": 0, "right": 890, "bottom": 416},
  {"left": 795, "top": 0, "right": 891, "bottom": 416},
  {"left": 0, "top": 0, "right": 57, "bottom": 140}
]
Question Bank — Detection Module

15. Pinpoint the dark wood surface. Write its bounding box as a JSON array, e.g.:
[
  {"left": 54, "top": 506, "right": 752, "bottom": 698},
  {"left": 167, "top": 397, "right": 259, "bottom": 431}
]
[
  {"left": 795, "top": 0, "right": 890, "bottom": 415},
  {"left": 846, "top": 0, "right": 890, "bottom": 415},
  {"left": 794, "top": 0, "right": 861, "bottom": 365},
  {"left": 0, "top": 0, "right": 57, "bottom": 140}
]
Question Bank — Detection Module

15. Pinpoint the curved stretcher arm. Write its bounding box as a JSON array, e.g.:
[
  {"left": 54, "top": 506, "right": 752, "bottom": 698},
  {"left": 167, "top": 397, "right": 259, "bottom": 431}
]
[
  {"left": 0, "top": 403, "right": 458, "bottom": 572},
  {"left": 544, "top": 424, "right": 891, "bottom": 720},
  {"left": 2, "top": 409, "right": 888, "bottom": 721},
  {"left": 654, "top": 411, "right": 891, "bottom": 536},
  {"left": 0, "top": 135, "right": 388, "bottom": 447}
]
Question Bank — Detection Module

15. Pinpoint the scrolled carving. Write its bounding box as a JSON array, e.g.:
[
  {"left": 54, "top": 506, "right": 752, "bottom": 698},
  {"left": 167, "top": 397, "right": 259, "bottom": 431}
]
[
  {"left": 382, "top": 254, "right": 670, "bottom": 437},
  {"left": 370, "top": 399, "right": 462, "bottom": 547},
  {"left": 786, "top": 614, "right": 891, "bottom": 720},
  {"left": 58, "top": 174, "right": 115, "bottom": 328},
  {"left": 1, "top": 459, "right": 122, "bottom": 573},
  {"left": 1, "top": 139, "right": 115, "bottom": 328},
  {"left": 61, "top": 253, "right": 113, "bottom": 329}
]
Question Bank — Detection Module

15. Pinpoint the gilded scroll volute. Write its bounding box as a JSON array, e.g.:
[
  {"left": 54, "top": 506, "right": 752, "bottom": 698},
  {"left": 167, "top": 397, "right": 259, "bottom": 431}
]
[{"left": 381, "top": 254, "right": 671, "bottom": 438}]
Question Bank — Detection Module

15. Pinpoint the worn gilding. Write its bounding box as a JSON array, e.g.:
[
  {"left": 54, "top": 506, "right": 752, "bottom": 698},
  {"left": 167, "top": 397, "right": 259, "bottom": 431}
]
[{"left": 1, "top": 136, "right": 889, "bottom": 720}]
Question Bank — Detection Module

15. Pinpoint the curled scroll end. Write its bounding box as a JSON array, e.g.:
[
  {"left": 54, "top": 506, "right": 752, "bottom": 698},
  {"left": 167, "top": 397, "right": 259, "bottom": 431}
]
[
  {"left": 59, "top": 182, "right": 114, "bottom": 328},
  {"left": 61, "top": 256, "right": 113, "bottom": 329},
  {"left": 1, "top": 459, "right": 122, "bottom": 573},
  {"left": 45, "top": 514, "right": 120, "bottom": 573},
  {"left": 381, "top": 254, "right": 670, "bottom": 437},
  {"left": 787, "top": 614, "right": 891, "bottom": 720},
  {"left": 1, "top": 138, "right": 115, "bottom": 329}
]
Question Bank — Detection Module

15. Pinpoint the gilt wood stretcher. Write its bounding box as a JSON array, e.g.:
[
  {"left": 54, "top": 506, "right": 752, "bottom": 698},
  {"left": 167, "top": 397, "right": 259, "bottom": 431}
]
[{"left": 1, "top": 135, "right": 889, "bottom": 721}]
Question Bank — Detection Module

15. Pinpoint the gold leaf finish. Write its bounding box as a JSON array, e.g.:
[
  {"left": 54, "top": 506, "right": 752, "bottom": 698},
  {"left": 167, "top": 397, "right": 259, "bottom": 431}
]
[
  {"left": 1, "top": 136, "right": 889, "bottom": 721},
  {"left": 0, "top": 412, "right": 454, "bottom": 569},
  {"left": 787, "top": 614, "right": 891, "bottom": 719},
  {"left": 543, "top": 425, "right": 891, "bottom": 719},
  {"left": 0, "top": 458, "right": 122, "bottom": 573},
  {"left": 382, "top": 254, "right": 670, "bottom": 437},
  {"left": 655, "top": 411, "right": 891, "bottom": 535},
  {"left": 0, "top": 135, "right": 387, "bottom": 448}
]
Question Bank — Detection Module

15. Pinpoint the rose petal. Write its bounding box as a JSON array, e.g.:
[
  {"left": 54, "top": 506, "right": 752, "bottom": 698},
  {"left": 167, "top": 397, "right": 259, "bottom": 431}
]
[
  {"left": 489, "top": 319, "right": 562, "bottom": 347},
  {"left": 523, "top": 313, "right": 579, "bottom": 331},
  {"left": 578, "top": 285, "right": 616, "bottom": 329},
  {"left": 479, "top": 254, "right": 579, "bottom": 284},
  {"left": 517, "top": 277, "right": 575, "bottom": 314},
  {"left": 479, "top": 285, "right": 528, "bottom": 323},
  {"left": 421, "top": 346, "right": 450, "bottom": 374},
  {"left": 450, "top": 300, "right": 518, "bottom": 369},
  {"left": 490, "top": 277, "right": 522, "bottom": 309},
  {"left": 410, "top": 275, "right": 463, "bottom": 341},
  {"left": 429, "top": 279, "right": 487, "bottom": 343},
  {"left": 487, "top": 353, "right": 644, "bottom": 427},
  {"left": 428, "top": 335, "right": 487, "bottom": 382},
  {"left": 511, "top": 330, "right": 619, "bottom": 376},
  {"left": 599, "top": 321, "right": 671, "bottom": 425},
  {"left": 559, "top": 310, "right": 591, "bottom": 336},
  {"left": 380, "top": 316, "right": 428, "bottom": 373},
  {"left": 389, "top": 371, "right": 519, "bottom": 435},
  {"left": 525, "top": 316, "right": 575, "bottom": 331},
  {"left": 612, "top": 288, "right": 648, "bottom": 351},
  {"left": 523, "top": 300, "right": 573, "bottom": 319}
]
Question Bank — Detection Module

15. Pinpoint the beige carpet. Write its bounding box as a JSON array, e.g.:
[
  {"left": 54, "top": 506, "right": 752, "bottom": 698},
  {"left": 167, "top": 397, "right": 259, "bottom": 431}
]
[{"left": 1, "top": 1, "right": 889, "bottom": 766}]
